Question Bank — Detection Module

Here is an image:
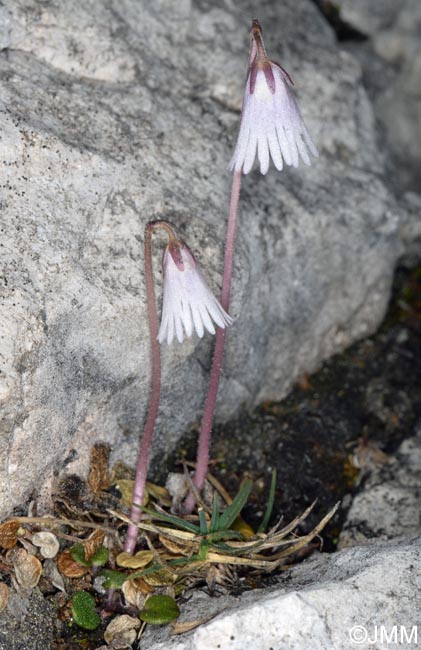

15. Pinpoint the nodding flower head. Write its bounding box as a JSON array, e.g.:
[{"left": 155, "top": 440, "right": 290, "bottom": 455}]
[
  {"left": 157, "top": 240, "right": 233, "bottom": 345},
  {"left": 229, "top": 19, "right": 318, "bottom": 175}
]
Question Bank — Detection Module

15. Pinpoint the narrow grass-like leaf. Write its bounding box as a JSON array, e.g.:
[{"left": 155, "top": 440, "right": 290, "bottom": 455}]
[
  {"left": 141, "top": 507, "right": 200, "bottom": 534},
  {"left": 218, "top": 479, "right": 253, "bottom": 531},
  {"left": 199, "top": 540, "right": 209, "bottom": 560},
  {"left": 258, "top": 469, "right": 277, "bottom": 533},
  {"left": 129, "top": 555, "right": 203, "bottom": 580},
  {"left": 128, "top": 563, "right": 164, "bottom": 580},
  {"left": 209, "top": 493, "right": 220, "bottom": 533},
  {"left": 206, "top": 530, "right": 244, "bottom": 543},
  {"left": 209, "top": 538, "right": 265, "bottom": 556},
  {"left": 198, "top": 509, "right": 208, "bottom": 536}
]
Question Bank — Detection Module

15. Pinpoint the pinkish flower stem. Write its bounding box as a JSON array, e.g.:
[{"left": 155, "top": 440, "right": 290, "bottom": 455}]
[
  {"left": 124, "top": 221, "right": 177, "bottom": 554},
  {"left": 184, "top": 170, "right": 242, "bottom": 512}
]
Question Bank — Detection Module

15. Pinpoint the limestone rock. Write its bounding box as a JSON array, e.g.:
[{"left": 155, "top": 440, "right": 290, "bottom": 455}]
[
  {"left": 341, "top": 0, "right": 421, "bottom": 191},
  {"left": 339, "top": 431, "right": 421, "bottom": 547},
  {"left": 0, "top": 0, "right": 417, "bottom": 516},
  {"left": 142, "top": 537, "right": 421, "bottom": 650}
]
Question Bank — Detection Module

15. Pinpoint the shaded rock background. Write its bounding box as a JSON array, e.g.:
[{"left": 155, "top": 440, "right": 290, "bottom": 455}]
[
  {"left": 340, "top": 0, "right": 421, "bottom": 193},
  {"left": 0, "top": 0, "right": 419, "bottom": 517},
  {"left": 339, "top": 432, "right": 421, "bottom": 547}
]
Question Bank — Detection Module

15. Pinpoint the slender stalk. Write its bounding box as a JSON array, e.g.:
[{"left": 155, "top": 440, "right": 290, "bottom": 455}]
[
  {"left": 183, "top": 170, "right": 242, "bottom": 512},
  {"left": 124, "top": 221, "right": 176, "bottom": 553}
]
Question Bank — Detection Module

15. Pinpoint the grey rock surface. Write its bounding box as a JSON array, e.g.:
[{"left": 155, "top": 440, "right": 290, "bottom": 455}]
[
  {"left": 340, "top": 0, "right": 421, "bottom": 191},
  {"left": 141, "top": 537, "right": 421, "bottom": 650},
  {"left": 0, "top": 589, "right": 59, "bottom": 650},
  {"left": 0, "top": 0, "right": 417, "bottom": 516},
  {"left": 339, "top": 431, "right": 421, "bottom": 548}
]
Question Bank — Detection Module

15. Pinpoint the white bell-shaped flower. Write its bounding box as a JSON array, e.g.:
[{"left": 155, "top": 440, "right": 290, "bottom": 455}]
[
  {"left": 158, "top": 240, "right": 233, "bottom": 345},
  {"left": 229, "top": 20, "right": 318, "bottom": 175}
]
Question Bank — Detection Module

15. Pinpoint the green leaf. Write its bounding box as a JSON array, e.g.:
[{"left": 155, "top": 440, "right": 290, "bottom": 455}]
[
  {"left": 70, "top": 544, "right": 91, "bottom": 567},
  {"left": 71, "top": 591, "right": 101, "bottom": 630},
  {"left": 209, "top": 493, "right": 220, "bottom": 533},
  {"left": 198, "top": 509, "right": 208, "bottom": 536},
  {"left": 218, "top": 479, "right": 253, "bottom": 531},
  {"left": 98, "top": 569, "right": 127, "bottom": 589},
  {"left": 199, "top": 539, "right": 209, "bottom": 560},
  {"left": 140, "top": 507, "right": 200, "bottom": 534},
  {"left": 207, "top": 529, "right": 244, "bottom": 543},
  {"left": 140, "top": 595, "right": 180, "bottom": 625},
  {"left": 129, "top": 563, "right": 164, "bottom": 580},
  {"left": 70, "top": 544, "right": 109, "bottom": 568},
  {"left": 258, "top": 469, "right": 277, "bottom": 533},
  {"left": 210, "top": 538, "right": 264, "bottom": 555},
  {"left": 91, "top": 546, "right": 109, "bottom": 567},
  {"left": 130, "top": 554, "right": 204, "bottom": 581}
]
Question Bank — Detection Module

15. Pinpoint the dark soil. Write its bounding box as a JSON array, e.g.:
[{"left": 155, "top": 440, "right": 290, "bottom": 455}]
[{"left": 172, "top": 264, "right": 421, "bottom": 550}]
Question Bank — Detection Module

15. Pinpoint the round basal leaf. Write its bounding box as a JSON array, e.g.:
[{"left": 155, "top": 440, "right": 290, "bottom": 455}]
[
  {"left": 32, "top": 531, "right": 60, "bottom": 559},
  {"left": 121, "top": 579, "right": 148, "bottom": 609},
  {"left": 104, "top": 615, "right": 140, "bottom": 645},
  {"left": 114, "top": 479, "right": 136, "bottom": 508},
  {"left": 98, "top": 569, "right": 127, "bottom": 589},
  {"left": 13, "top": 549, "right": 42, "bottom": 589},
  {"left": 71, "top": 591, "right": 101, "bottom": 630},
  {"left": 70, "top": 543, "right": 91, "bottom": 567},
  {"left": 116, "top": 550, "right": 153, "bottom": 569},
  {"left": 91, "top": 546, "right": 109, "bottom": 567},
  {"left": 57, "top": 550, "right": 89, "bottom": 578},
  {"left": 0, "top": 520, "right": 20, "bottom": 549},
  {"left": 139, "top": 595, "right": 180, "bottom": 625}
]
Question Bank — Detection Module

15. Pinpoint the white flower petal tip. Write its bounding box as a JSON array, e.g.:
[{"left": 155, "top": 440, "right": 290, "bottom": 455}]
[
  {"left": 230, "top": 20, "right": 318, "bottom": 176},
  {"left": 157, "top": 241, "right": 234, "bottom": 346}
]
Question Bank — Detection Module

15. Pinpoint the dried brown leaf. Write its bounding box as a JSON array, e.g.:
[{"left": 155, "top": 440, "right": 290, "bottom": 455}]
[
  {"left": 142, "top": 568, "right": 175, "bottom": 587},
  {"left": 110, "top": 461, "right": 134, "bottom": 483},
  {"left": 158, "top": 535, "right": 192, "bottom": 556},
  {"left": 114, "top": 479, "right": 135, "bottom": 508},
  {"left": 135, "top": 576, "right": 154, "bottom": 594},
  {"left": 121, "top": 579, "right": 148, "bottom": 608},
  {"left": 171, "top": 616, "right": 214, "bottom": 635},
  {"left": 88, "top": 443, "right": 111, "bottom": 494},
  {"left": 206, "top": 564, "right": 235, "bottom": 589},
  {"left": 0, "top": 583, "right": 9, "bottom": 611},
  {"left": 116, "top": 550, "right": 154, "bottom": 569},
  {"left": 57, "top": 550, "right": 89, "bottom": 578},
  {"left": 32, "top": 531, "right": 60, "bottom": 559},
  {"left": 43, "top": 559, "right": 66, "bottom": 593},
  {"left": 145, "top": 482, "right": 171, "bottom": 507},
  {"left": 13, "top": 549, "right": 42, "bottom": 589},
  {"left": 0, "top": 520, "right": 20, "bottom": 549},
  {"left": 84, "top": 529, "right": 105, "bottom": 561},
  {"left": 104, "top": 615, "right": 140, "bottom": 645},
  {"left": 17, "top": 537, "right": 37, "bottom": 555}
]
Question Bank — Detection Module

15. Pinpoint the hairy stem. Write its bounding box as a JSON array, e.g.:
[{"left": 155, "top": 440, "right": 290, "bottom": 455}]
[
  {"left": 124, "top": 221, "right": 176, "bottom": 553},
  {"left": 184, "top": 170, "right": 242, "bottom": 512}
]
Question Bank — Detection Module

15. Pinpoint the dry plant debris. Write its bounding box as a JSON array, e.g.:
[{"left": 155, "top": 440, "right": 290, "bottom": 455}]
[{"left": 0, "top": 444, "right": 340, "bottom": 647}]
